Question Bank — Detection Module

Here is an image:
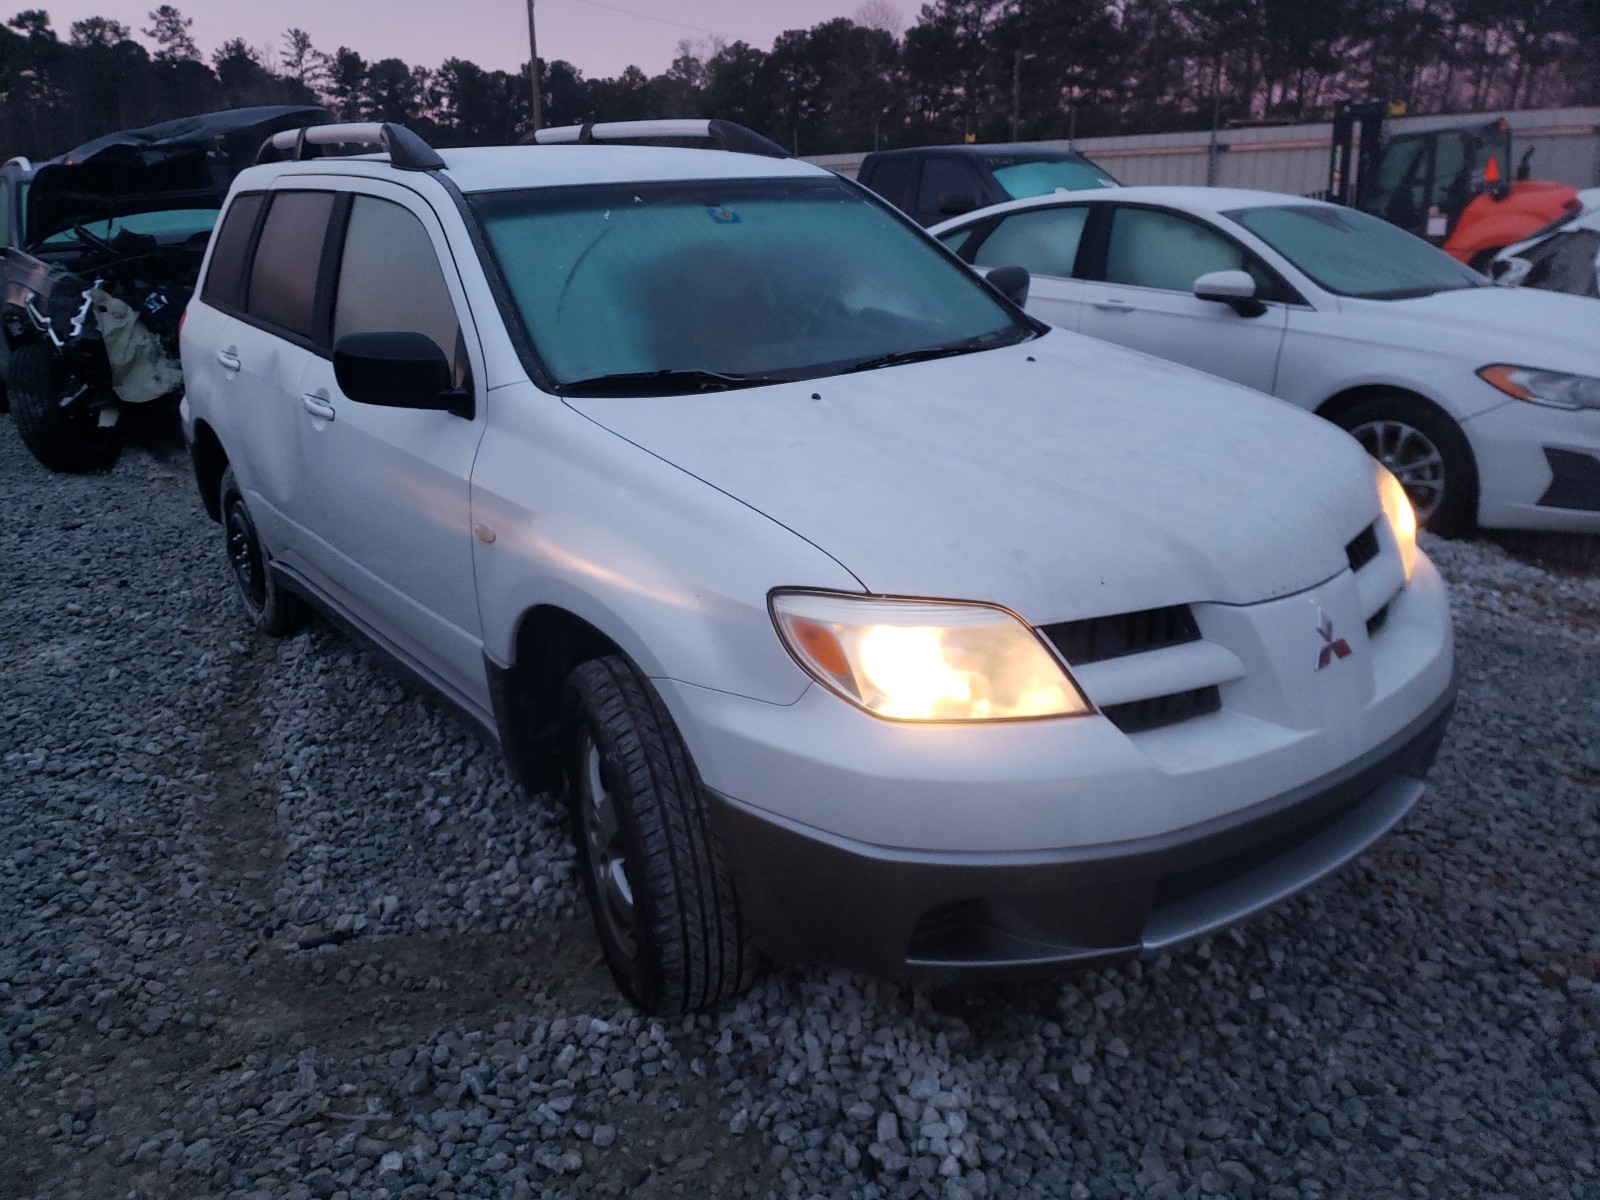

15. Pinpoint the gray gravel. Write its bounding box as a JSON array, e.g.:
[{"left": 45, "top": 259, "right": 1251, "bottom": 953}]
[{"left": 3, "top": 425, "right": 1598, "bottom": 1200}]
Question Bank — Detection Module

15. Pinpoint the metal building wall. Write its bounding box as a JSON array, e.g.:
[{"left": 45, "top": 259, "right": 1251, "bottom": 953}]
[{"left": 810, "top": 106, "right": 1600, "bottom": 196}]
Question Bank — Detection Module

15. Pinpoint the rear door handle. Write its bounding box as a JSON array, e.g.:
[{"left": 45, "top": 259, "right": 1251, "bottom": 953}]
[
  {"left": 301, "top": 393, "right": 336, "bottom": 421},
  {"left": 1091, "top": 298, "right": 1136, "bottom": 313},
  {"left": 217, "top": 349, "right": 241, "bottom": 371}
]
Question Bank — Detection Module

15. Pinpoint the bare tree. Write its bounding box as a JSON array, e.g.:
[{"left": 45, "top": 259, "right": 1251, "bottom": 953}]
[{"left": 855, "top": 0, "right": 904, "bottom": 38}]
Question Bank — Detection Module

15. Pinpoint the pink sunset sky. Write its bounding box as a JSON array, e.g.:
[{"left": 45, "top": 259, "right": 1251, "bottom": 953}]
[{"left": 25, "top": 0, "right": 905, "bottom": 78}]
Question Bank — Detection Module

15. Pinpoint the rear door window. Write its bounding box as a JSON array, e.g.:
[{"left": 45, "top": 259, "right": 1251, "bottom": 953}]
[
  {"left": 201, "top": 192, "right": 265, "bottom": 311},
  {"left": 246, "top": 190, "right": 335, "bottom": 340}
]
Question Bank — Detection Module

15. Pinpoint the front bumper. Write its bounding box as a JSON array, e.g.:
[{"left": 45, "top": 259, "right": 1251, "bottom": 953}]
[
  {"left": 1465, "top": 398, "right": 1600, "bottom": 531},
  {"left": 709, "top": 682, "right": 1454, "bottom": 980}
]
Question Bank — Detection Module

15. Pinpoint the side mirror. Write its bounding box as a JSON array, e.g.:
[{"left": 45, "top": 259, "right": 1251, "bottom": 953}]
[
  {"left": 985, "top": 264, "right": 1031, "bottom": 308},
  {"left": 1193, "top": 269, "right": 1266, "bottom": 317},
  {"left": 937, "top": 192, "right": 980, "bottom": 216},
  {"left": 333, "top": 331, "right": 470, "bottom": 418}
]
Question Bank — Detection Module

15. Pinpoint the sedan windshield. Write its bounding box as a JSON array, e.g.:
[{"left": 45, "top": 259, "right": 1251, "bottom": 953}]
[
  {"left": 1225, "top": 204, "right": 1484, "bottom": 299},
  {"left": 471, "top": 177, "right": 1034, "bottom": 393}
]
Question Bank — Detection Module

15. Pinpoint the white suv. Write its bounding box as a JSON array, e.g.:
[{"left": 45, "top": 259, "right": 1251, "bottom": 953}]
[{"left": 180, "top": 121, "right": 1456, "bottom": 1014}]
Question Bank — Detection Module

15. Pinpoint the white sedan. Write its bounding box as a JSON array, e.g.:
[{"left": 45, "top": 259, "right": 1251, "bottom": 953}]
[{"left": 931, "top": 187, "right": 1600, "bottom": 536}]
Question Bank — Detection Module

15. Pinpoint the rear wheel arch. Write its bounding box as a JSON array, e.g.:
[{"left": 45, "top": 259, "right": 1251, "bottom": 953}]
[{"left": 190, "top": 419, "right": 229, "bottom": 522}]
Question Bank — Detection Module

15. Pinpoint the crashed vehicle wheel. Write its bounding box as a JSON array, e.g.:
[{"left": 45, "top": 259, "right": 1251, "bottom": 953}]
[{"left": 8, "top": 341, "right": 122, "bottom": 473}]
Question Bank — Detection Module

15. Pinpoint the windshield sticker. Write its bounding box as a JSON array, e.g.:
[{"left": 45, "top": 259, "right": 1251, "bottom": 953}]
[{"left": 708, "top": 207, "right": 741, "bottom": 225}]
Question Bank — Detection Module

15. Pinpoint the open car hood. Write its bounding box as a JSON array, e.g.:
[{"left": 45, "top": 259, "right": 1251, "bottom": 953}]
[{"left": 25, "top": 105, "right": 326, "bottom": 246}]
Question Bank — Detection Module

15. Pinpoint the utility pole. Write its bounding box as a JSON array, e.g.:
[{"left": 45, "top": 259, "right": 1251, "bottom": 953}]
[
  {"left": 526, "top": 0, "right": 542, "bottom": 131},
  {"left": 1010, "top": 51, "right": 1036, "bottom": 142}
]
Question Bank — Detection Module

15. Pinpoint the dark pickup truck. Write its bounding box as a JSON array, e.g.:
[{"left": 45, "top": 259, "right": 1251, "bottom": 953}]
[
  {"left": 855, "top": 143, "right": 1120, "bottom": 227},
  {"left": 1, "top": 105, "right": 323, "bottom": 472}
]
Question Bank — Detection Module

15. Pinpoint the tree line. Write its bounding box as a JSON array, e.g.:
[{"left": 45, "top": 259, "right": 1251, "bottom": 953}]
[{"left": 2, "top": 0, "right": 1597, "bottom": 162}]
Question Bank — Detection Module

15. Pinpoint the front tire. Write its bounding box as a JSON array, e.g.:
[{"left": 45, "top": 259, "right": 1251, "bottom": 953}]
[
  {"left": 8, "top": 342, "right": 121, "bottom": 473},
  {"left": 562, "top": 655, "right": 755, "bottom": 1013},
  {"left": 219, "top": 466, "right": 307, "bottom": 636},
  {"left": 1335, "top": 393, "right": 1477, "bottom": 538}
]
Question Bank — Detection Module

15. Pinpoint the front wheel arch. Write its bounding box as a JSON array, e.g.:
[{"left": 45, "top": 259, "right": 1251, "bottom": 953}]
[{"left": 1317, "top": 386, "right": 1479, "bottom": 537}]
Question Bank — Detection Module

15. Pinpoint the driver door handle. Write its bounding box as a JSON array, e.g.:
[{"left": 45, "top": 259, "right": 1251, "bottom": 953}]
[
  {"left": 301, "top": 393, "right": 336, "bottom": 422},
  {"left": 217, "top": 349, "right": 242, "bottom": 371},
  {"left": 1091, "top": 298, "right": 1136, "bottom": 313}
]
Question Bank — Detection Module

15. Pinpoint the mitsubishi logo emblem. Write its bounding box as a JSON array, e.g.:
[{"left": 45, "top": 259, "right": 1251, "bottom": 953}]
[{"left": 1316, "top": 607, "right": 1352, "bottom": 670}]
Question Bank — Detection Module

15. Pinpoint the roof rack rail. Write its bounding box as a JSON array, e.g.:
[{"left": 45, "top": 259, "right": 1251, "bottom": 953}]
[
  {"left": 521, "top": 119, "right": 789, "bottom": 160},
  {"left": 256, "top": 122, "right": 445, "bottom": 171},
  {"left": 3, "top": 156, "right": 33, "bottom": 171}
]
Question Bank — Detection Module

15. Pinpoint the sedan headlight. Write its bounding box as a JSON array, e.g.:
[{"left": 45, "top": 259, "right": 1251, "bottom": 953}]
[
  {"left": 1375, "top": 461, "right": 1418, "bottom": 582},
  {"left": 1477, "top": 364, "right": 1600, "bottom": 411},
  {"left": 770, "top": 591, "right": 1092, "bottom": 721}
]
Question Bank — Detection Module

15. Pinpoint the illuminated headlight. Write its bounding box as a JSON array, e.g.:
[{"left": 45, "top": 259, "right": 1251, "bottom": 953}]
[
  {"left": 1478, "top": 364, "right": 1600, "bottom": 411},
  {"left": 1375, "top": 462, "right": 1418, "bottom": 582},
  {"left": 770, "top": 592, "right": 1092, "bottom": 722}
]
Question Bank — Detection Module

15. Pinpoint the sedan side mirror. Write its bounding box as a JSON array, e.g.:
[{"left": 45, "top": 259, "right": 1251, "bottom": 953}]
[
  {"left": 334, "top": 331, "right": 472, "bottom": 419},
  {"left": 1193, "top": 269, "right": 1266, "bottom": 318},
  {"left": 985, "top": 264, "right": 1031, "bottom": 308}
]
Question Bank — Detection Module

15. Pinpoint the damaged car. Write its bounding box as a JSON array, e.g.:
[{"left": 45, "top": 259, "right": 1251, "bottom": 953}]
[
  {"left": 0, "top": 105, "right": 324, "bottom": 472},
  {"left": 1491, "top": 188, "right": 1600, "bottom": 301}
]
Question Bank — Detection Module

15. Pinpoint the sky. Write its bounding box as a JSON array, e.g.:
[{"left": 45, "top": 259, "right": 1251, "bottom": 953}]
[{"left": 28, "top": 0, "right": 904, "bottom": 79}]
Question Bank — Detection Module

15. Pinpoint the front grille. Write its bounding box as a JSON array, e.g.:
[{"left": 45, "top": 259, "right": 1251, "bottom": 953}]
[
  {"left": 1041, "top": 604, "right": 1200, "bottom": 666},
  {"left": 1345, "top": 523, "right": 1380, "bottom": 573},
  {"left": 1102, "top": 685, "right": 1220, "bottom": 734}
]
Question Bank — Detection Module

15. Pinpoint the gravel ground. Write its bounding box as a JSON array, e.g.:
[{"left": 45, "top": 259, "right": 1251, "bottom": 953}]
[{"left": 2, "top": 424, "right": 1598, "bottom": 1200}]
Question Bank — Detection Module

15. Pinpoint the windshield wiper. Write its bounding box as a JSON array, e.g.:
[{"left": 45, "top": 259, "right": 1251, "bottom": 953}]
[
  {"left": 559, "top": 368, "right": 788, "bottom": 396},
  {"left": 843, "top": 332, "right": 1025, "bottom": 375}
]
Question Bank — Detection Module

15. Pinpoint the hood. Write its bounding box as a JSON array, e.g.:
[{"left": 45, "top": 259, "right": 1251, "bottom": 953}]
[
  {"left": 1368, "top": 286, "right": 1600, "bottom": 374},
  {"left": 567, "top": 332, "right": 1381, "bottom": 622},
  {"left": 26, "top": 105, "right": 326, "bottom": 245}
]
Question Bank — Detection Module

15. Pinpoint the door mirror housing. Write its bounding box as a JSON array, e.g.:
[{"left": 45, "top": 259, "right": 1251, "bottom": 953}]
[
  {"left": 985, "top": 264, "right": 1031, "bottom": 308},
  {"left": 937, "top": 192, "right": 980, "bottom": 216},
  {"left": 1193, "top": 269, "right": 1266, "bottom": 317},
  {"left": 333, "top": 331, "right": 471, "bottom": 418}
]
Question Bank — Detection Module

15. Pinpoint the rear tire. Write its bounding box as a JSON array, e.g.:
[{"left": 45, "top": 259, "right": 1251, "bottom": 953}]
[
  {"left": 562, "top": 655, "right": 756, "bottom": 1014},
  {"left": 9, "top": 342, "right": 122, "bottom": 473},
  {"left": 219, "top": 466, "right": 307, "bottom": 636},
  {"left": 1334, "top": 392, "right": 1477, "bottom": 538}
]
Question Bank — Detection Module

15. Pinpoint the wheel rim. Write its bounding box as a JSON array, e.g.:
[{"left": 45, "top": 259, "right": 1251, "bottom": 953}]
[
  {"left": 224, "top": 501, "right": 267, "bottom": 614},
  {"left": 576, "top": 730, "right": 637, "bottom": 959},
  {"left": 1351, "top": 419, "right": 1446, "bottom": 520}
]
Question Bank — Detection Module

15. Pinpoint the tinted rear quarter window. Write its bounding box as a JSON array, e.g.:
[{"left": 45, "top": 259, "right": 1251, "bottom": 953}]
[
  {"left": 247, "top": 190, "right": 335, "bottom": 339},
  {"left": 201, "top": 192, "right": 264, "bottom": 310}
]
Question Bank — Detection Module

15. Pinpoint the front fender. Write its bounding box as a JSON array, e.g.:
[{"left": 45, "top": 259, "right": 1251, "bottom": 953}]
[{"left": 472, "top": 383, "right": 862, "bottom": 706}]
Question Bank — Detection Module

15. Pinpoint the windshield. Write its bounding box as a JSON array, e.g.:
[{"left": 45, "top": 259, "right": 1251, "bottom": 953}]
[
  {"left": 471, "top": 177, "right": 1033, "bottom": 393},
  {"left": 38, "top": 208, "right": 218, "bottom": 247},
  {"left": 1226, "top": 204, "right": 1483, "bottom": 299},
  {"left": 986, "top": 156, "right": 1120, "bottom": 200}
]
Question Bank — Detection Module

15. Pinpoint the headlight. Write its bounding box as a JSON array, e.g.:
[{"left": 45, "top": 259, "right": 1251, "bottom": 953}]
[
  {"left": 1375, "top": 462, "right": 1418, "bottom": 582},
  {"left": 1478, "top": 364, "right": 1600, "bottom": 411},
  {"left": 770, "top": 591, "right": 1092, "bottom": 722}
]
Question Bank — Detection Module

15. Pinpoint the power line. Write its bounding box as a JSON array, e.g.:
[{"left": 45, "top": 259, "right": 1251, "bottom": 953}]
[{"left": 553, "top": 0, "right": 733, "bottom": 39}]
